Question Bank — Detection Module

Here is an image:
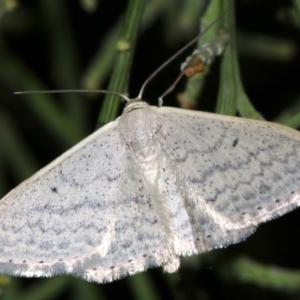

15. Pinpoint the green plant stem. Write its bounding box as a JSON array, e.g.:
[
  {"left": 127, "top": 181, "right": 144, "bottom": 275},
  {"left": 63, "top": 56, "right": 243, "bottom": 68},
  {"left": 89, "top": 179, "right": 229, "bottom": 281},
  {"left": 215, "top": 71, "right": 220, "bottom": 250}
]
[
  {"left": 180, "top": 0, "right": 223, "bottom": 109},
  {"left": 218, "top": 257, "right": 300, "bottom": 294},
  {"left": 217, "top": 0, "right": 260, "bottom": 118},
  {"left": 216, "top": 0, "right": 237, "bottom": 115},
  {"left": 81, "top": 0, "right": 167, "bottom": 92},
  {"left": 97, "top": 0, "right": 146, "bottom": 126},
  {"left": 293, "top": 0, "right": 300, "bottom": 22}
]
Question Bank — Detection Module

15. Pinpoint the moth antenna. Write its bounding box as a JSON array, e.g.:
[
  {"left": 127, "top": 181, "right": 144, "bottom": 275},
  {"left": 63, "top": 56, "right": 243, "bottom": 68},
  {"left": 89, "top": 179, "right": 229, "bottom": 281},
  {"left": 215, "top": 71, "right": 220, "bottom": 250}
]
[
  {"left": 15, "top": 13, "right": 225, "bottom": 106},
  {"left": 136, "top": 12, "right": 226, "bottom": 102},
  {"left": 158, "top": 70, "right": 187, "bottom": 107},
  {"left": 14, "top": 89, "right": 131, "bottom": 102}
]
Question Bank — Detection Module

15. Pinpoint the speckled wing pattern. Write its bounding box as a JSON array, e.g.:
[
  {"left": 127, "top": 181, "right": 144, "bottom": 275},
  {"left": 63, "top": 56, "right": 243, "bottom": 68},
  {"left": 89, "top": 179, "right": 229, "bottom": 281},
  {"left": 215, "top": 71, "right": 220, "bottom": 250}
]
[
  {"left": 156, "top": 107, "right": 300, "bottom": 251},
  {"left": 0, "top": 103, "right": 300, "bottom": 283}
]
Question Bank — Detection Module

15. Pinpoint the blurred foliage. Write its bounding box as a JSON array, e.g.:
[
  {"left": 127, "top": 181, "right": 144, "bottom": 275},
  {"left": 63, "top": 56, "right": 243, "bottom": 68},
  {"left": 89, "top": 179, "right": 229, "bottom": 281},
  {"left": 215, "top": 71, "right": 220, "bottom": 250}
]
[{"left": 1, "top": 0, "right": 300, "bottom": 299}]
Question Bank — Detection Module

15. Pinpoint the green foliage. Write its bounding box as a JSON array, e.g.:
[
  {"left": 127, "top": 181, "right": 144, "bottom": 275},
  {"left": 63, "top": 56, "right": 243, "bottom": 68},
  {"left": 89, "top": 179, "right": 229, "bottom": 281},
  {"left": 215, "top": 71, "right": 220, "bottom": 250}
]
[{"left": 1, "top": 0, "right": 300, "bottom": 299}]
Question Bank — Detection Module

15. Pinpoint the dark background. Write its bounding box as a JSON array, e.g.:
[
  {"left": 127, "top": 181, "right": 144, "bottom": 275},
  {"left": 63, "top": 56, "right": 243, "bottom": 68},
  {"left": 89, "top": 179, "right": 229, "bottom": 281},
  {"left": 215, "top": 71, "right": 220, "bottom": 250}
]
[{"left": 1, "top": 0, "right": 300, "bottom": 299}]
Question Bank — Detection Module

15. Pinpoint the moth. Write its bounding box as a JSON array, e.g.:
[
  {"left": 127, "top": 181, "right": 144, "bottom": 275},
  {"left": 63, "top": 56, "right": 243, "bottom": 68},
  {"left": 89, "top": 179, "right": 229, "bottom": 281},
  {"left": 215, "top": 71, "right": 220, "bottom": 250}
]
[{"left": 1, "top": 16, "right": 300, "bottom": 283}]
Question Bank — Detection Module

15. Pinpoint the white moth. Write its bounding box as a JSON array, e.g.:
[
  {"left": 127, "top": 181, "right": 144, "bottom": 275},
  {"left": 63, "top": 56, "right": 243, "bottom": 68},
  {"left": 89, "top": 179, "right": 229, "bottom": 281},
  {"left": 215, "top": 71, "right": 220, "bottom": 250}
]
[
  {"left": 1, "top": 24, "right": 300, "bottom": 284},
  {"left": 1, "top": 97, "right": 300, "bottom": 283}
]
